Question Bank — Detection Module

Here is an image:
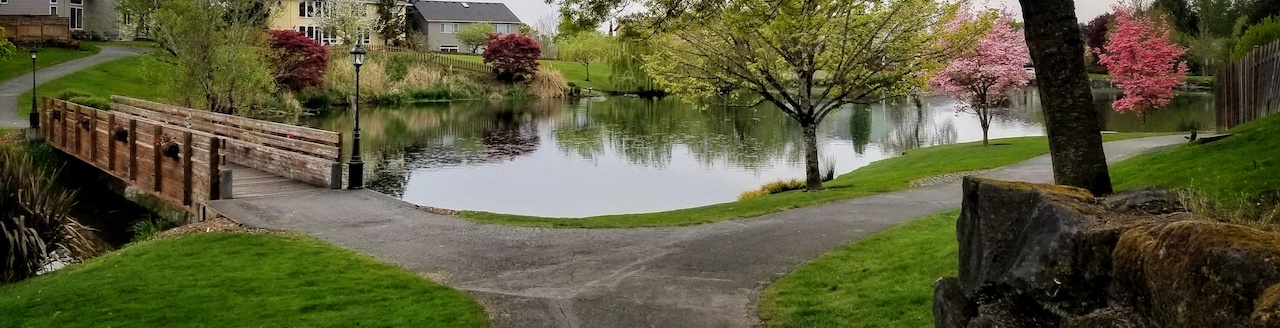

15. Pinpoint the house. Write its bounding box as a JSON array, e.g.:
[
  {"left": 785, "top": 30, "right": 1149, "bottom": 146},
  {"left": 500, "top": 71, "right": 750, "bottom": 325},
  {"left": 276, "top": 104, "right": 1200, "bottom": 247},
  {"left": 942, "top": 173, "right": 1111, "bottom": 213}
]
[
  {"left": 0, "top": 0, "right": 130, "bottom": 40},
  {"left": 270, "top": 0, "right": 410, "bottom": 46},
  {"left": 409, "top": 1, "right": 522, "bottom": 53}
]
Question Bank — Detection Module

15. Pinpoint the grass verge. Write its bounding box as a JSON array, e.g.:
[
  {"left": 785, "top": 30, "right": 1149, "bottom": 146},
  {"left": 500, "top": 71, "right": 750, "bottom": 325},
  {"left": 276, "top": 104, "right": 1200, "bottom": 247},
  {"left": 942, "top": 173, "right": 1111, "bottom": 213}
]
[
  {"left": 0, "top": 232, "right": 486, "bottom": 327},
  {"left": 0, "top": 46, "right": 101, "bottom": 82},
  {"left": 759, "top": 210, "right": 959, "bottom": 328},
  {"left": 461, "top": 133, "right": 1164, "bottom": 228},
  {"left": 18, "top": 54, "right": 172, "bottom": 117}
]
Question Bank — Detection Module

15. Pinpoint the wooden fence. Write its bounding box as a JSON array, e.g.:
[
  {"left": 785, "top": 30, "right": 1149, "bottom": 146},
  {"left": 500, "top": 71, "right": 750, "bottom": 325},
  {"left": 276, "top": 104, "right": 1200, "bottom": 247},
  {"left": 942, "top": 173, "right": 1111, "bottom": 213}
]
[
  {"left": 43, "top": 98, "right": 224, "bottom": 213},
  {"left": 1215, "top": 41, "right": 1280, "bottom": 131},
  {"left": 111, "top": 96, "right": 344, "bottom": 189},
  {"left": 0, "top": 15, "right": 71, "bottom": 43}
]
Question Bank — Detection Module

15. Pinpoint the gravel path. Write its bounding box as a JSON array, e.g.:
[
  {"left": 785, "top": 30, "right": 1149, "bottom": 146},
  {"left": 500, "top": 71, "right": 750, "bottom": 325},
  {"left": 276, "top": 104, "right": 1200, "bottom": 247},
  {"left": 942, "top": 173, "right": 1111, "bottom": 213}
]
[
  {"left": 0, "top": 46, "right": 142, "bottom": 128},
  {"left": 209, "top": 135, "right": 1188, "bottom": 328}
]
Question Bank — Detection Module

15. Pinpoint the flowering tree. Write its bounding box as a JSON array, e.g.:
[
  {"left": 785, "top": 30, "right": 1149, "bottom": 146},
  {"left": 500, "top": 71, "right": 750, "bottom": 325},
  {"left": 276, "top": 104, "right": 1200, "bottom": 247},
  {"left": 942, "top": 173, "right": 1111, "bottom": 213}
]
[
  {"left": 1093, "top": 8, "right": 1188, "bottom": 130},
  {"left": 930, "top": 10, "right": 1033, "bottom": 146},
  {"left": 315, "top": 0, "right": 375, "bottom": 46}
]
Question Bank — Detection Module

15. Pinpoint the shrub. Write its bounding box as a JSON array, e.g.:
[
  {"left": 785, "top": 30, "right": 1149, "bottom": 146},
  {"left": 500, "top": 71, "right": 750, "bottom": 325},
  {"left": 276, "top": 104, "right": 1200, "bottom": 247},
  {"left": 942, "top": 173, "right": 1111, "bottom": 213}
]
[
  {"left": 397, "top": 66, "right": 443, "bottom": 89},
  {"left": 760, "top": 179, "right": 806, "bottom": 194},
  {"left": 483, "top": 33, "right": 542, "bottom": 83},
  {"left": 0, "top": 147, "right": 93, "bottom": 284},
  {"left": 528, "top": 69, "right": 569, "bottom": 98},
  {"left": 66, "top": 96, "right": 111, "bottom": 110},
  {"left": 54, "top": 89, "right": 94, "bottom": 101},
  {"left": 1233, "top": 16, "right": 1280, "bottom": 60},
  {"left": 738, "top": 189, "right": 770, "bottom": 201},
  {"left": 268, "top": 30, "right": 329, "bottom": 90},
  {"left": 129, "top": 216, "right": 178, "bottom": 242}
]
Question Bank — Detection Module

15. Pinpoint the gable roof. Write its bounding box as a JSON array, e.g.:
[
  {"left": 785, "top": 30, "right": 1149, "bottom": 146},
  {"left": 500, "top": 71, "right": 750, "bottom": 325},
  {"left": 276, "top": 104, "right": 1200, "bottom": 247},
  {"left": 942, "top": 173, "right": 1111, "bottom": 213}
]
[{"left": 413, "top": 1, "right": 522, "bottom": 23}]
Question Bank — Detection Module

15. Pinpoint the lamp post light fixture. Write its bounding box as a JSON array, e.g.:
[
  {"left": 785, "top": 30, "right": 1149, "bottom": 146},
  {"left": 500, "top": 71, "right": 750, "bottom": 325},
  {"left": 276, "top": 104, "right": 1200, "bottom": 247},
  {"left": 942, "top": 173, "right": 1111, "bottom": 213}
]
[
  {"left": 29, "top": 48, "right": 38, "bottom": 128},
  {"left": 348, "top": 44, "right": 367, "bottom": 190}
]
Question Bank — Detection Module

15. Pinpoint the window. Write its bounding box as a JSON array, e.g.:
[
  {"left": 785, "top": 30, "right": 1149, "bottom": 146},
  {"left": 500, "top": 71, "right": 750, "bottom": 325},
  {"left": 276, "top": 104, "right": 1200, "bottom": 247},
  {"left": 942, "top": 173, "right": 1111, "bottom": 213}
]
[
  {"left": 0, "top": 0, "right": 7, "bottom": 5},
  {"left": 50, "top": 0, "right": 56, "bottom": 4},
  {"left": 299, "top": 1, "right": 320, "bottom": 18},
  {"left": 361, "top": 31, "right": 371, "bottom": 45},
  {"left": 69, "top": 0, "right": 80, "bottom": 4},
  {"left": 494, "top": 24, "right": 510, "bottom": 34},
  {"left": 122, "top": 13, "right": 131, "bottom": 25},
  {"left": 297, "top": 26, "right": 336, "bottom": 46},
  {"left": 441, "top": 23, "right": 458, "bottom": 33},
  {"left": 439, "top": 45, "right": 459, "bottom": 53},
  {"left": 49, "top": 6, "right": 57, "bottom": 15},
  {"left": 70, "top": 7, "right": 82, "bottom": 29}
]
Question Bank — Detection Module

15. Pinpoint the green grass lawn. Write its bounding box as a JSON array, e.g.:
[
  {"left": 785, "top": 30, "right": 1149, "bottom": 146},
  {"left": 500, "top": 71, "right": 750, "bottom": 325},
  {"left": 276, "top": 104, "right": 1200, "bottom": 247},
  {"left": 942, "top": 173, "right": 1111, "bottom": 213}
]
[
  {"left": 1089, "top": 73, "right": 1214, "bottom": 85},
  {"left": 0, "top": 232, "right": 486, "bottom": 328},
  {"left": 17, "top": 54, "right": 173, "bottom": 117},
  {"left": 0, "top": 46, "right": 101, "bottom": 83},
  {"left": 759, "top": 210, "right": 960, "bottom": 328},
  {"left": 759, "top": 114, "right": 1280, "bottom": 328},
  {"left": 1111, "top": 113, "right": 1280, "bottom": 207},
  {"left": 444, "top": 54, "right": 615, "bottom": 90},
  {"left": 462, "top": 133, "right": 1164, "bottom": 228}
]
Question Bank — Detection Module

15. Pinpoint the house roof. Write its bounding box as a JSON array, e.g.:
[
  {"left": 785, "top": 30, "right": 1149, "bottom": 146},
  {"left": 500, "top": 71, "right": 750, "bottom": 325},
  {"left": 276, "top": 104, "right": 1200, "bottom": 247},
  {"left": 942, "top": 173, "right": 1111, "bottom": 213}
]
[{"left": 413, "top": 1, "right": 522, "bottom": 23}]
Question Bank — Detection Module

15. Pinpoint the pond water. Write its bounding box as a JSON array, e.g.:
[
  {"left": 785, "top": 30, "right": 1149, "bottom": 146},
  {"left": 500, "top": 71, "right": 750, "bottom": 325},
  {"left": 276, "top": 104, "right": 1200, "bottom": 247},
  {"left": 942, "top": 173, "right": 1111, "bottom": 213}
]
[{"left": 303, "top": 88, "right": 1214, "bottom": 217}]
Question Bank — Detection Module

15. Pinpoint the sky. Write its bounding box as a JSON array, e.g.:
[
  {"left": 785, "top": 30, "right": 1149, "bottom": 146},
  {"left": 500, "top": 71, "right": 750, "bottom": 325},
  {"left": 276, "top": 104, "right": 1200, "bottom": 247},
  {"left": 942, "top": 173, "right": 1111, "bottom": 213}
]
[{"left": 486, "top": 0, "right": 1125, "bottom": 28}]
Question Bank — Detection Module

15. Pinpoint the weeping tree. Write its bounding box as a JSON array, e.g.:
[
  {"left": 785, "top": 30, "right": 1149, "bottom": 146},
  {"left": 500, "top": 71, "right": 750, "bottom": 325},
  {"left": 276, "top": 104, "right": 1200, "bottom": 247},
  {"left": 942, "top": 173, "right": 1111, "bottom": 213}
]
[
  {"left": 643, "top": 0, "right": 980, "bottom": 190},
  {"left": 149, "top": 0, "right": 277, "bottom": 115}
]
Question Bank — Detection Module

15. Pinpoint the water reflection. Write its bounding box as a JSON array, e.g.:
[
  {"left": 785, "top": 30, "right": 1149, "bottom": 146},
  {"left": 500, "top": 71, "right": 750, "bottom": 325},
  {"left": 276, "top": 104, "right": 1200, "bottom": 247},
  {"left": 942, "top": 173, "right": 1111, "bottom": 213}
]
[{"left": 303, "top": 88, "right": 1212, "bottom": 217}]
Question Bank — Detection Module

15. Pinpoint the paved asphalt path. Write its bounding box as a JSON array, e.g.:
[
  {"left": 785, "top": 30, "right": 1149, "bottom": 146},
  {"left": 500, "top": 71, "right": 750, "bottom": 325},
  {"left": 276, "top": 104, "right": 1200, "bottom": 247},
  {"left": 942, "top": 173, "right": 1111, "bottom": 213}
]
[
  {"left": 0, "top": 46, "right": 141, "bottom": 128},
  {"left": 212, "top": 134, "right": 1187, "bottom": 327}
]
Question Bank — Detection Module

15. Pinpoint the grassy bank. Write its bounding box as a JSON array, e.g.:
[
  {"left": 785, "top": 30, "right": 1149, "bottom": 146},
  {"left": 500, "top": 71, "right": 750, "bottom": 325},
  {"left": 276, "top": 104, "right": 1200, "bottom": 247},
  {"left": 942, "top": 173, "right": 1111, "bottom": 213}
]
[
  {"left": 0, "top": 46, "right": 101, "bottom": 82},
  {"left": 759, "top": 210, "right": 960, "bottom": 328},
  {"left": 17, "top": 54, "right": 173, "bottom": 117},
  {"left": 0, "top": 232, "right": 486, "bottom": 327},
  {"left": 462, "top": 133, "right": 1164, "bottom": 228},
  {"left": 443, "top": 54, "right": 614, "bottom": 90},
  {"left": 759, "top": 115, "right": 1279, "bottom": 327}
]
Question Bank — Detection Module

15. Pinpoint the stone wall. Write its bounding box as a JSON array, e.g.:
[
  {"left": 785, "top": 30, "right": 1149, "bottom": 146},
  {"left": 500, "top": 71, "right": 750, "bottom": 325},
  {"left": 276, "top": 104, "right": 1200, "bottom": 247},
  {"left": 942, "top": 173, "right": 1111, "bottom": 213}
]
[{"left": 935, "top": 177, "right": 1280, "bottom": 327}]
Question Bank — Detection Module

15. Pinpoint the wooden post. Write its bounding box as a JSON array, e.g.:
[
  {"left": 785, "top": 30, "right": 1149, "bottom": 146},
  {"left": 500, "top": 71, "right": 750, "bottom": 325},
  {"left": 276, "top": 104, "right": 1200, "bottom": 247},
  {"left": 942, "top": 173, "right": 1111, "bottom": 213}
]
[
  {"left": 209, "top": 137, "right": 222, "bottom": 200},
  {"left": 182, "top": 131, "right": 193, "bottom": 206},
  {"left": 220, "top": 169, "right": 234, "bottom": 200},
  {"left": 107, "top": 114, "right": 117, "bottom": 172},
  {"left": 89, "top": 109, "right": 98, "bottom": 162},
  {"left": 73, "top": 104, "right": 82, "bottom": 154},
  {"left": 128, "top": 118, "right": 138, "bottom": 181},
  {"left": 153, "top": 125, "right": 162, "bottom": 192}
]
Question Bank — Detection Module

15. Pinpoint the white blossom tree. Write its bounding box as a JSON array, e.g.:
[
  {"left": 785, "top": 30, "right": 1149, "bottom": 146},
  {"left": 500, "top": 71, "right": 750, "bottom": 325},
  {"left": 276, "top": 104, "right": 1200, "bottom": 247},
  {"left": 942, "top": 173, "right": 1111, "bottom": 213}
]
[{"left": 315, "top": 0, "right": 376, "bottom": 46}]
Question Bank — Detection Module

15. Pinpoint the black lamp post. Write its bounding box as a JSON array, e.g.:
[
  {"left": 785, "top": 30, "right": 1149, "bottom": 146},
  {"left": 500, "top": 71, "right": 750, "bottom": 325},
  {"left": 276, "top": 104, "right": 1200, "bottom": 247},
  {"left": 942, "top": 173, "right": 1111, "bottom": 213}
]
[
  {"left": 348, "top": 44, "right": 366, "bottom": 190},
  {"left": 29, "top": 48, "right": 38, "bottom": 128}
]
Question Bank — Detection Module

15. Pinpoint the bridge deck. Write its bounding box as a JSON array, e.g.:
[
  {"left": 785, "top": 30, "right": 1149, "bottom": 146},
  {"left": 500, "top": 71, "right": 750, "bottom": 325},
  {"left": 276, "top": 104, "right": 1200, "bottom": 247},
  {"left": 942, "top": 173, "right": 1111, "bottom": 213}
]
[{"left": 225, "top": 163, "right": 327, "bottom": 199}]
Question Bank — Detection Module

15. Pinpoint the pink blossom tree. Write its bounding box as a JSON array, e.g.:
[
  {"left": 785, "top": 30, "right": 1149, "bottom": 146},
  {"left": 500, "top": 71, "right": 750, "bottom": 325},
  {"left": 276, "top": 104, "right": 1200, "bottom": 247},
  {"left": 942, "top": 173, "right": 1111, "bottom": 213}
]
[
  {"left": 1093, "top": 7, "right": 1188, "bottom": 131},
  {"left": 930, "top": 10, "right": 1034, "bottom": 146}
]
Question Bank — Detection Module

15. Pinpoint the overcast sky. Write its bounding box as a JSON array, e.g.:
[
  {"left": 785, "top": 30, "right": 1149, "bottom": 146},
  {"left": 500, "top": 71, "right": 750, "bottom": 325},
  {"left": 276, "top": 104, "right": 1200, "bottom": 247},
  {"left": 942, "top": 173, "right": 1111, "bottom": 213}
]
[{"left": 489, "top": 0, "right": 1124, "bottom": 28}]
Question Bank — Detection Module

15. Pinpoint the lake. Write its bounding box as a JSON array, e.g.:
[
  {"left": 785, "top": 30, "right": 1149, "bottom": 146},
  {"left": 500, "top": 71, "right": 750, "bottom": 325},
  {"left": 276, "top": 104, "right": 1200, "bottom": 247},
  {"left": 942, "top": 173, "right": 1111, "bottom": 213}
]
[{"left": 304, "top": 88, "right": 1214, "bottom": 217}]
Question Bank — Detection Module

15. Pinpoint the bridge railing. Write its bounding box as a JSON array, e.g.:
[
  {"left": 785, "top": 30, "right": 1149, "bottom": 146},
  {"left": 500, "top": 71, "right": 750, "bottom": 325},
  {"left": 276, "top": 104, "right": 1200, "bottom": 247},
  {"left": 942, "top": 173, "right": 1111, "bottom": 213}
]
[
  {"left": 110, "top": 96, "right": 343, "bottom": 189},
  {"left": 43, "top": 97, "right": 225, "bottom": 212}
]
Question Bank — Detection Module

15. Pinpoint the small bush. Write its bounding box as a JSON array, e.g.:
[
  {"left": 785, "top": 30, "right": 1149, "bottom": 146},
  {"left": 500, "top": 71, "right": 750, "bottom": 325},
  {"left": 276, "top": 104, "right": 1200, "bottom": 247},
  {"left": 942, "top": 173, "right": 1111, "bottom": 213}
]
[
  {"left": 66, "top": 96, "right": 111, "bottom": 110},
  {"left": 385, "top": 55, "right": 413, "bottom": 82},
  {"left": 54, "top": 89, "right": 94, "bottom": 101},
  {"left": 483, "top": 33, "right": 542, "bottom": 82},
  {"left": 268, "top": 30, "right": 329, "bottom": 90},
  {"left": 760, "top": 179, "right": 807, "bottom": 194},
  {"left": 129, "top": 216, "right": 178, "bottom": 242},
  {"left": 528, "top": 69, "right": 569, "bottom": 98},
  {"left": 298, "top": 88, "right": 337, "bottom": 109},
  {"left": 397, "top": 66, "right": 443, "bottom": 89}
]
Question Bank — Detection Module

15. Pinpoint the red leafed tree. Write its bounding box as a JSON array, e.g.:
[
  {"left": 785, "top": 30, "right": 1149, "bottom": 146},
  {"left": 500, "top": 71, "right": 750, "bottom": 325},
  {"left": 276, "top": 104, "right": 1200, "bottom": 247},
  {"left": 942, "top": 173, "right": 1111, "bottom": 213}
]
[
  {"left": 929, "top": 10, "right": 1034, "bottom": 146},
  {"left": 482, "top": 34, "right": 541, "bottom": 82},
  {"left": 268, "top": 30, "right": 329, "bottom": 90},
  {"left": 1093, "top": 8, "right": 1188, "bottom": 130}
]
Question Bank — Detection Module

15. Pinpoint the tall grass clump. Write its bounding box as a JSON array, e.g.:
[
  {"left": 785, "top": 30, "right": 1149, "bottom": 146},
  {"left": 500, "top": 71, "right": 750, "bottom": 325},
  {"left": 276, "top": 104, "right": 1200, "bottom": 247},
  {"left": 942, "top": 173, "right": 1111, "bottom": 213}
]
[
  {"left": 821, "top": 155, "right": 836, "bottom": 182},
  {"left": 129, "top": 215, "right": 178, "bottom": 242},
  {"left": 738, "top": 179, "right": 808, "bottom": 201},
  {"left": 528, "top": 69, "right": 569, "bottom": 98},
  {"left": 396, "top": 66, "right": 443, "bottom": 90},
  {"left": 53, "top": 89, "right": 94, "bottom": 101},
  {"left": 0, "top": 147, "right": 95, "bottom": 284},
  {"left": 1178, "top": 189, "right": 1280, "bottom": 227}
]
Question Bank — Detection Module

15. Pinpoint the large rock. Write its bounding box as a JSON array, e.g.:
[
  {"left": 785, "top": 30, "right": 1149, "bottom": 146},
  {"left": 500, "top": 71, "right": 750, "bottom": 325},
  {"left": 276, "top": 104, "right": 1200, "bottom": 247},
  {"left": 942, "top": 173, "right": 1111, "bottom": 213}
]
[
  {"left": 933, "top": 277, "right": 974, "bottom": 328},
  {"left": 939, "top": 177, "right": 1280, "bottom": 327},
  {"left": 1113, "top": 220, "right": 1280, "bottom": 327}
]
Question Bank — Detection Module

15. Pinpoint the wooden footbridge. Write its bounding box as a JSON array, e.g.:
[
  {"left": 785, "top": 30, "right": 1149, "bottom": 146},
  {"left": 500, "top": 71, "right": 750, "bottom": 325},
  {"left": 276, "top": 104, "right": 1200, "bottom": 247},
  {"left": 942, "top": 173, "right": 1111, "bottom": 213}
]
[{"left": 42, "top": 96, "right": 344, "bottom": 219}]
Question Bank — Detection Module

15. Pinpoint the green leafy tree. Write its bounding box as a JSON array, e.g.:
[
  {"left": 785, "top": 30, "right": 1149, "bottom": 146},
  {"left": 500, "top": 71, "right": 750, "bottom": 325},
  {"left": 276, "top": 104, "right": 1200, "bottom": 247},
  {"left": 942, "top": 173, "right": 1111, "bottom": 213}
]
[
  {"left": 1233, "top": 16, "right": 1280, "bottom": 59},
  {"left": 149, "top": 0, "right": 279, "bottom": 115},
  {"left": 375, "top": 0, "right": 405, "bottom": 45},
  {"left": 0, "top": 27, "right": 14, "bottom": 60},
  {"left": 457, "top": 23, "right": 494, "bottom": 53},
  {"left": 643, "top": 0, "right": 978, "bottom": 191},
  {"left": 559, "top": 32, "right": 611, "bottom": 82},
  {"left": 519, "top": 23, "right": 536, "bottom": 37}
]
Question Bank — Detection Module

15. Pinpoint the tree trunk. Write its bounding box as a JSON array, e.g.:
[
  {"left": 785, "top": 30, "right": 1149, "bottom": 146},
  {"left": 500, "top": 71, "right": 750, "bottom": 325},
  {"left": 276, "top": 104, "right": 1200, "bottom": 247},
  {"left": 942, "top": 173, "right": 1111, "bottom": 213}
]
[
  {"left": 802, "top": 122, "right": 824, "bottom": 191},
  {"left": 585, "top": 63, "right": 591, "bottom": 82},
  {"left": 981, "top": 120, "right": 991, "bottom": 146},
  {"left": 1019, "top": 0, "right": 1113, "bottom": 196}
]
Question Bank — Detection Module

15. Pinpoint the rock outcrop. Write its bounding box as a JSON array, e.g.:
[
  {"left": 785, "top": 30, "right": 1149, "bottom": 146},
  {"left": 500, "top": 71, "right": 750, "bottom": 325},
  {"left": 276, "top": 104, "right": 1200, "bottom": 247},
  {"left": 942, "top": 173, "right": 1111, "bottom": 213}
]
[{"left": 936, "top": 177, "right": 1280, "bottom": 328}]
